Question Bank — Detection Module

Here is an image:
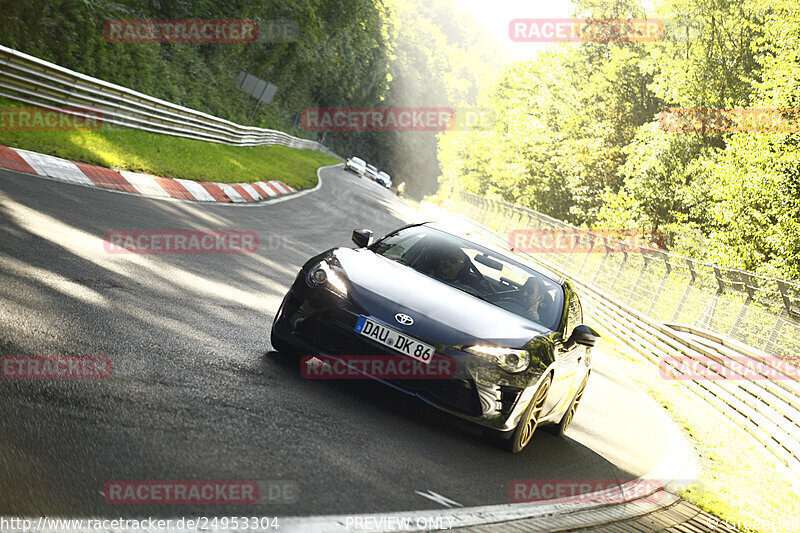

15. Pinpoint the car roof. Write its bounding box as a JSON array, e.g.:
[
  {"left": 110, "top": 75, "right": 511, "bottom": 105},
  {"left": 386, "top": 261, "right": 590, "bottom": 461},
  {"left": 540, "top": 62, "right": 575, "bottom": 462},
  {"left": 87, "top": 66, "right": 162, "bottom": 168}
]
[{"left": 418, "top": 222, "right": 565, "bottom": 285}]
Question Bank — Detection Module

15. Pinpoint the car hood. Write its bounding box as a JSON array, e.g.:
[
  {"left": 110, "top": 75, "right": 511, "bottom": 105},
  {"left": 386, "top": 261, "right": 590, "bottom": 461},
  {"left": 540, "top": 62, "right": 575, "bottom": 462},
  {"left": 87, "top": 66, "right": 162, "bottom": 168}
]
[{"left": 333, "top": 248, "right": 550, "bottom": 347}]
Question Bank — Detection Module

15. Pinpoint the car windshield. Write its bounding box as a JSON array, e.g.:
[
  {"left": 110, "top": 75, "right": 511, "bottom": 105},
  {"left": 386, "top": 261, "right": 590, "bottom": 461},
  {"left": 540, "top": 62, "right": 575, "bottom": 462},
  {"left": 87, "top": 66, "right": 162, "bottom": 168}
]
[{"left": 371, "top": 226, "right": 564, "bottom": 330}]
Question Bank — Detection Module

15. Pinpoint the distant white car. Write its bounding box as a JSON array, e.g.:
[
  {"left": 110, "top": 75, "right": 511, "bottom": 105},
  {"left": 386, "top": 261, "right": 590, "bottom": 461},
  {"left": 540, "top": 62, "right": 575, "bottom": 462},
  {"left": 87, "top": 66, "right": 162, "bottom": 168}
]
[
  {"left": 377, "top": 171, "right": 392, "bottom": 188},
  {"left": 364, "top": 164, "right": 379, "bottom": 182},
  {"left": 345, "top": 157, "right": 366, "bottom": 176}
]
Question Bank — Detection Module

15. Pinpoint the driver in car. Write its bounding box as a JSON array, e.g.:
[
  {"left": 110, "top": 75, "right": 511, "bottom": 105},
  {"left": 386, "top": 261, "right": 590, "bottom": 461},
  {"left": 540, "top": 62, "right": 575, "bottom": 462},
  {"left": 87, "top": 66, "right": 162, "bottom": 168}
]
[
  {"left": 420, "top": 242, "right": 485, "bottom": 294},
  {"left": 432, "top": 245, "right": 467, "bottom": 282},
  {"left": 521, "top": 276, "right": 554, "bottom": 324}
]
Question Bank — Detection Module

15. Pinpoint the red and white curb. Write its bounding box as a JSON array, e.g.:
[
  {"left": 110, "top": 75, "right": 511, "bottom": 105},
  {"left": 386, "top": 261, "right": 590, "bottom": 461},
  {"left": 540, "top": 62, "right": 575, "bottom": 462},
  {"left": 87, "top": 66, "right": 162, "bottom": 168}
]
[{"left": 0, "top": 145, "right": 296, "bottom": 203}]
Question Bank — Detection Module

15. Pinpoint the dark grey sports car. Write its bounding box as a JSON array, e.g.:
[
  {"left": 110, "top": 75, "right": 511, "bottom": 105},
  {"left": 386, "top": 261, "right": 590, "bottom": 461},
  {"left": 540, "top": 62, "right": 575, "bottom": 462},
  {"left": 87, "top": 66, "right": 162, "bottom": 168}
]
[{"left": 271, "top": 223, "right": 599, "bottom": 452}]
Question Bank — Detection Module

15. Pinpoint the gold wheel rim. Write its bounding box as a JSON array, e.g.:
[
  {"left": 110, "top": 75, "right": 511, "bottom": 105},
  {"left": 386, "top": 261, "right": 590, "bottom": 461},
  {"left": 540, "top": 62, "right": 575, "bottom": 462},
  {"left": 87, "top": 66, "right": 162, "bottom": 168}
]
[
  {"left": 519, "top": 378, "right": 551, "bottom": 448},
  {"left": 563, "top": 380, "right": 587, "bottom": 432}
]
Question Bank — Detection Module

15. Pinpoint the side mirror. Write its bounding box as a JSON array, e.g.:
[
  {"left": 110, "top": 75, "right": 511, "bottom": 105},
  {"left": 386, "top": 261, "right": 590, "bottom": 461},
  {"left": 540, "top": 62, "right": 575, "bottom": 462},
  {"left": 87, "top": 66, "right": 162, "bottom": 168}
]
[
  {"left": 352, "top": 229, "right": 374, "bottom": 248},
  {"left": 568, "top": 325, "right": 601, "bottom": 348}
]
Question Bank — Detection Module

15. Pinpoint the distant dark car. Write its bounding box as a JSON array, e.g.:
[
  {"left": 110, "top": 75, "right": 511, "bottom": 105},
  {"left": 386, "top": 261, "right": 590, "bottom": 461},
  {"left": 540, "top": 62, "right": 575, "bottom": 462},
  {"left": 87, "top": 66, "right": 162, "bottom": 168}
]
[
  {"left": 376, "top": 171, "right": 392, "bottom": 188},
  {"left": 364, "top": 164, "right": 379, "bottom": 181},
  {"left": 271, "top": 223, "right": 599, "bottom": 452},
  {"left": 345, "top": 157, "right": 366, "bottom": 176}
]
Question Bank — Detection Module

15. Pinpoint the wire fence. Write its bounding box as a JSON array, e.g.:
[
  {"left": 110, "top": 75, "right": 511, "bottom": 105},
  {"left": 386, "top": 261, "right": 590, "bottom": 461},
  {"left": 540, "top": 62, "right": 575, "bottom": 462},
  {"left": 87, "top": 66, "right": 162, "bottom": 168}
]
[{"left": 452, "top": 191, "right": 800, "bottom": 363}]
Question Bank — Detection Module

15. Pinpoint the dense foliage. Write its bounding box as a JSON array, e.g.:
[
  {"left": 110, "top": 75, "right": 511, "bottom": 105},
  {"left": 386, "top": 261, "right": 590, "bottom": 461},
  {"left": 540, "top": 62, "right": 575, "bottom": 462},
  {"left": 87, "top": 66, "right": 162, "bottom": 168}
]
[
  {"left": 3, "top": 0, "right": 797, "bottom": 279},
  {"left": 0, "top": 0, "right": 504, "bottom": 197},
  {"left": 0, "top": 0, "right": 393, "bottom": 130},
  {"left": 438, "top": 0, "right": 800, "bottom": 280}
]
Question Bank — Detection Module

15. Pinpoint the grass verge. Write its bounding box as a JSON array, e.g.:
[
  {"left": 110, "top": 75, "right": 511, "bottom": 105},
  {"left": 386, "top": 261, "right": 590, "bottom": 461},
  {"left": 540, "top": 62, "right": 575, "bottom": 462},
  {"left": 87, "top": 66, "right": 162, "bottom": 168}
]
[
  {"left": 596, "top": 327, "right": 800, "bottom": 533},
  {"left": 0, "top": 99, "right": 339, "bottom": 190}
]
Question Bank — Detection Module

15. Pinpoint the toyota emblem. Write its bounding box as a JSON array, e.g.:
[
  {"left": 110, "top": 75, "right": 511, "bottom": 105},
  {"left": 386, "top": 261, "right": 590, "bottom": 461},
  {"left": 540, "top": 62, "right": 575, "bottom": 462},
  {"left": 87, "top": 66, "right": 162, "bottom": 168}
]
[{"left": 395, "top": 313, "right": 414, "bottom": 326}]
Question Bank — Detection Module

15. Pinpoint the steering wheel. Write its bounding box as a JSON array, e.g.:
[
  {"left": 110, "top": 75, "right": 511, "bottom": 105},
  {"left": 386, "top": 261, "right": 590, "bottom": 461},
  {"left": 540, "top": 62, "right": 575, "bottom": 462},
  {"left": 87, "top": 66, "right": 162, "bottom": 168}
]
[
  {"left": 494, "top": 297, "right": 528, "bottom": 316},
  {"left": 465, "top": 261, "right": 497, "bottom": 294}
]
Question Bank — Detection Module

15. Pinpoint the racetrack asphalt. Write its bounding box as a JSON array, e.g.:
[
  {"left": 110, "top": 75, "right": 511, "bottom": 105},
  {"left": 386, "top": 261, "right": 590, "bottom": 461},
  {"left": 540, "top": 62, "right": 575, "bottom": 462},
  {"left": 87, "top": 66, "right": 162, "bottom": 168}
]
[{"left": 0, "top": 165, "right": 675, "bottom": 519}]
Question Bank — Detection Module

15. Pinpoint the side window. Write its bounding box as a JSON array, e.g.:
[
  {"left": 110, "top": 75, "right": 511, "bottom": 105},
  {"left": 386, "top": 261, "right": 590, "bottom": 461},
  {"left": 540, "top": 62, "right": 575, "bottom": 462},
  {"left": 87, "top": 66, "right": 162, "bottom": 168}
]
[{"left": 566, "top": 293, "right": 583, "bottom": 334}]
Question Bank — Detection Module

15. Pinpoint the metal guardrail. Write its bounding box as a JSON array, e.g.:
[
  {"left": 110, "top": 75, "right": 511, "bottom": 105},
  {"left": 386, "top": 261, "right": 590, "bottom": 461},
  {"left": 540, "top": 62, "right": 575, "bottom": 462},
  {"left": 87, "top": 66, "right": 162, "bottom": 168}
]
[
  {"left": 446, "top": 192, "right": 800, "bottom": 485},
  {"left": 0, "top": 45, "right": 341, "bottom": 159}
]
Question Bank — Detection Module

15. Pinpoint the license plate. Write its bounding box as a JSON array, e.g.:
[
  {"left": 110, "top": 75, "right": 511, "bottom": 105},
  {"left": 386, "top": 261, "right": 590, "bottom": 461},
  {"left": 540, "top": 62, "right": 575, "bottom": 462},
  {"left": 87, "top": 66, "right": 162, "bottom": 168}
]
[{"left": 355, "top": 316, "right": 435, "bottom": 364}]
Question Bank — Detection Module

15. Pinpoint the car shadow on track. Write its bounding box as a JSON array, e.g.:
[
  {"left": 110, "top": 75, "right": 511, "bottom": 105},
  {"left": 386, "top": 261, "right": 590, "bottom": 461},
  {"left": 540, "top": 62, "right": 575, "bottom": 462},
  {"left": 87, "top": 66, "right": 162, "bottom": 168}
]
[{"left": 261, "top": 350, "right": 645, "bottom": 511}]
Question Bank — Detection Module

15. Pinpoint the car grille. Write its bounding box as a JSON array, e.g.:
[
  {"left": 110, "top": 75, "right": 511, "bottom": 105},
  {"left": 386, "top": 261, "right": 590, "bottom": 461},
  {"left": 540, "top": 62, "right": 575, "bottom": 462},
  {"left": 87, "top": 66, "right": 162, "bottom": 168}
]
[
  {"left": 500, "top": 385, "right": 523, "bottom": 416},
  {"left": 295, "top": 319, "right": 393, "bottom": 357},
  {"left": 395, "top": 378, "right": 482, "bottom": 417},
  {"left": 295, "top": 317, "right": 483, "bottom": 418}
]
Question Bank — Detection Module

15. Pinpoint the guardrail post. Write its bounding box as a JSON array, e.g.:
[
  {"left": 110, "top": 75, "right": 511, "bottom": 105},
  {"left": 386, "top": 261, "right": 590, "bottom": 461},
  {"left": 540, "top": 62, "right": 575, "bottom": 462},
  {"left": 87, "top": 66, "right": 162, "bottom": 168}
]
[
  {"left": 503, "top": 206, "right": 514, "bottom": 234},
  {"left": 606, "top": 241, "right": 628, "bottom": 291},
  {"left": 729, "top": 272, "right": 754, "bottom": 338},
  {"left": 646, "top": 252, "right": 672, "bottom": 317},
  {"left": 590, "top": 236, "right": 610, "bottom": 285},
  {"left": 672, "top": 258, "right": 696, "bottom": 322},
  {"left": 577, "top": 230, "right": 595, "bottom": 272},
  {"left": 712, "top": 263, "right": 725, "bottom": 294},
  {"left": 626, "top": 252, "right": 648, "bottom": 307},
  {"left": 741, "top": 271, "right": 756, "bottom": 300},
  {"left": 522, "top": 213, "right": 533, "bottom": 232},
  {"left": 766, "top": 309, "right": 787, "bottom": 357},
  {"left": 777, "top": 281, "right": 795, "bottom": 317}
]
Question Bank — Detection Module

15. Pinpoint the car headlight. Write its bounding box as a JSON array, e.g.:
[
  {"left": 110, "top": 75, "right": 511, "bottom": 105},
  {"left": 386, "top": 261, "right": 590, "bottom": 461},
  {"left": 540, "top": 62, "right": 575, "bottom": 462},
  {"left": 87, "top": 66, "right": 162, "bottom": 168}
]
[
  {"left": 464, "top": 345, "right": 530, "bottom": 373},
  {"left": 306, "top": 260, "right": 348, "bottom": 297}
]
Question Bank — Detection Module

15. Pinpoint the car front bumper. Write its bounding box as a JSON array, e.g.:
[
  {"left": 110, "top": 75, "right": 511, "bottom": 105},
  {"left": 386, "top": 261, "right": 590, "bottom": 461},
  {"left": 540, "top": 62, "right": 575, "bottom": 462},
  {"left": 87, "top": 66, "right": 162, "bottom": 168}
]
[{"left": 271, "top": 277, "right": 553, "bottom": 433}]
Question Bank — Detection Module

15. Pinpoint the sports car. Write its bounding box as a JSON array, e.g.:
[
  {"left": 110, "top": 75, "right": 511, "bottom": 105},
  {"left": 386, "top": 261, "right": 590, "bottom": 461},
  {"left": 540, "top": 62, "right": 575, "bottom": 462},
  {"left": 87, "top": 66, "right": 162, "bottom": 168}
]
[
  {"left": 376, "top": 171, "right": 392, "bottom": 188},
  {"left": 271, "top": 223, "right": 599, "bottom": 452},
  {"left": 345, "top": 156, "right": 367, "bottom": 176},
  {"left": 364, "top": 164, "right": 379, "bottom": 182}
]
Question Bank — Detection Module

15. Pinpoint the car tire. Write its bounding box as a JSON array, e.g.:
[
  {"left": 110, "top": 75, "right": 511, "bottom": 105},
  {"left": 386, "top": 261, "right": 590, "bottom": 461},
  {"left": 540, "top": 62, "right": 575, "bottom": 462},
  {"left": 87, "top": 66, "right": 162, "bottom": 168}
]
[
  {"left": 548, "top": 373, "right": 589, "bottom": 438},
  {"left": 503, "top": 374, "right": 552, "bottom": 453}
]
